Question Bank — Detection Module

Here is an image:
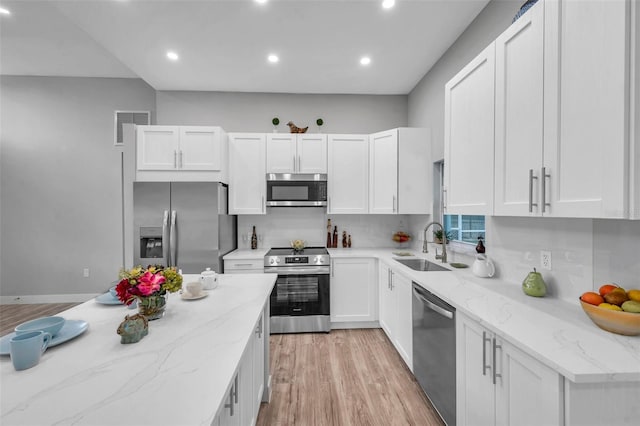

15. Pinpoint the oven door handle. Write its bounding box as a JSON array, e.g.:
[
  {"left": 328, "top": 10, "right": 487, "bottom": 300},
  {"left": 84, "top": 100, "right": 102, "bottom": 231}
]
[{"left": 264, "top": 266, "right": 330, "bottom": 275}]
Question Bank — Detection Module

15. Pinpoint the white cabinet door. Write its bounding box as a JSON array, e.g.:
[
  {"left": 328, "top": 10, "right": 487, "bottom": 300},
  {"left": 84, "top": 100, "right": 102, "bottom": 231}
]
[
  {"left": 633, "top": 0, "right": 640, "bottom": 220},
  {"left": 397, "top": 128, "right": 432, "bottom": 214},
  {"left": 330, "top": 258, "right": 377, "bottom": 323},
  {"left": 392, "top": 270, "right": 412, "bottom": 371},
  {"left": 327, "top": 134, "right": 369, "bottom": 214},
  {"left": 494, "top": 2, "right": 544, "bottom": 216},
  {"left": 179, "top": 127, "right": 222, "bottom": 171},
  {"left": 218, "top": 374, "right": 240, "bottom": 426},
  {"left": 495, "top": 341, "right": 562, "bottom": 426},
  {"left": 444, "top": 43, "right": 495, "bottom": 215},
  {"left": 378, "top": 262, "right": 394, "bottom": 338},
  {"left": 543, "top": 0, "right": 629, "bottom": 218},
  {"left": 229, "top": 133, "right": 266, "bottom": 215},
  {"left": 252, "top": 313, "right": 265, "bottom": 423},
  {"left": 239, "top": 344, "right": 253, "bottom": 426},
  {"left": 369, "top": 129, "right": 398, "bottom": 214},
  {"left": 266, "top": 134, "right": 296, "bottom": 173},
  {"left": 457, "top": 313, "right": 562, "bottom": 426},
  {"left": 136, "top": 126, "right": 179, "bottom": 170},
  {"left": 297, "top": 134, "right": 327, "bottom": 173}
]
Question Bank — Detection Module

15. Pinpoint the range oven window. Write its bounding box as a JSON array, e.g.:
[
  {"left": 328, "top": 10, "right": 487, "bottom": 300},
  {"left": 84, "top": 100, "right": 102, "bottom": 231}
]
[{"left": 271, "top": 274, "right": 329, "bottom": 316}]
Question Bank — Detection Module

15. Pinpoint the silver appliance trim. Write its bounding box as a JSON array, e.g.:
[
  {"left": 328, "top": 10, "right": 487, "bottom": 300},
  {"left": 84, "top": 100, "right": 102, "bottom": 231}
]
[
  {"left": 266, "top": 200, "right": 327, "bottom": 207},
  {"left": 267, "top": 173, "right": 327, "bottom": 182},
  {"left": 264, "top": 266, "right": 330, "bottom": 275},
  {"left": 270, "top": 315, "right": 330, "bottom": 334}
]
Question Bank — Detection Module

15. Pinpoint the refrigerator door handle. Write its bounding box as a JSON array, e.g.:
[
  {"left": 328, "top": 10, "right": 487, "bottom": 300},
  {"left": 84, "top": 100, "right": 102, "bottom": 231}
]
[
  {"left": 162, "top": 210, "right": 170, "bottom": 265},
  {"left": 170, "top": 210, "right": 177, "bottom": 267}
]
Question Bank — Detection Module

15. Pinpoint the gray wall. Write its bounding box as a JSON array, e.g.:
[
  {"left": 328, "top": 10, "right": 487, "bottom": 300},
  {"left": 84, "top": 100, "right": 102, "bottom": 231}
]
[
  {"left": 1, "top": 76, "right": 155, "bottom": 298},
  {"left": 408, "top": 0, "right": 520, "bottom": 161},
  {"left": 157, "top": 91, "right": 407, "bottom": 134}
]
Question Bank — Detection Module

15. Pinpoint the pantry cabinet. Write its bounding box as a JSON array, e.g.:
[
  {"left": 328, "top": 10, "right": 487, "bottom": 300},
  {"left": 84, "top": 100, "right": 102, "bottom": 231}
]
[
  {"left": 136, "top": 125, "right": 227, "bottom": 182},
  {"left": 369, "top": 128, "right": 432, "bottom": 214},
  {"left": 327, "top": 134, "right": 369, "bottom": 214},
  {"left": 456, "top": 312, "right": 562, "bottom": 426},
  {"left": 444, "top": 43, "right": 495, "bottom": 216},
  {"left": 266, "top": 133, "right": 327, "bottom": 174},
  {"left": 228, "top": 133, "right": 266, "bottom": 215},
  {"left": 330, "top": 258, "right": 377, "bottom": 324},
  {"left": 378, "top": 262, "right": 412, "bottom": 371}
]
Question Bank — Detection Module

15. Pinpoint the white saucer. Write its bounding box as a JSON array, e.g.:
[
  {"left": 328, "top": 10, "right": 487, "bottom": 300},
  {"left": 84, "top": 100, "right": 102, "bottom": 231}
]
[
  {"left": 0, "top": 319, "right": 89, "bottom": 355},
  {"left": 180, "top": 291, "right": 208, "bottom": 301}
]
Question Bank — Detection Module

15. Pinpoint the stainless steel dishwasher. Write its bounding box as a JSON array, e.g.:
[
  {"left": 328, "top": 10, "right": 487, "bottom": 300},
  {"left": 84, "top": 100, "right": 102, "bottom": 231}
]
[{"left": 412, "top": 282, "right": 456, "bottom": 426}]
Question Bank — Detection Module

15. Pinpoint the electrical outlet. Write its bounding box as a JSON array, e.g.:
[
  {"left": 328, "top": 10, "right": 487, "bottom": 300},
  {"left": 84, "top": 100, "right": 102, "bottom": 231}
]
[
  {"left": 541, "top": 251, "right": 552, "bottom": 270},
  {"left": 83, "top": 268, "right": 90, "bottom": 278}
]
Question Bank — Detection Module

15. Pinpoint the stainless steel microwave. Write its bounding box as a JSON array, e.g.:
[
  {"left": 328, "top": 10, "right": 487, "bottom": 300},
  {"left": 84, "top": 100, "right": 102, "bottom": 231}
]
[{"left": 266, "top": 173, "right": 327, "bottom": 207}]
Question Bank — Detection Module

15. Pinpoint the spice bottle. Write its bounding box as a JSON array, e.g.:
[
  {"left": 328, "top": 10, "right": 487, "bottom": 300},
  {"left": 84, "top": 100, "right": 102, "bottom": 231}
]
[
  {"left": 251, "top": 226, "right": 258, "bottom": 250},
  {"left": 476, "top": 236, "right": 485, "bottom": 254},
  {"left": 332, "top": 226, "right": 338, "bottom": 248},
  {"left": 348, "top": 234, "right": 352, "bottom": 248},
  {"left": 342, "top": 231, "right": 348, "bottom": 248},
  {"left": 327, "top": 219, "right": 332, "bottom": 248}
]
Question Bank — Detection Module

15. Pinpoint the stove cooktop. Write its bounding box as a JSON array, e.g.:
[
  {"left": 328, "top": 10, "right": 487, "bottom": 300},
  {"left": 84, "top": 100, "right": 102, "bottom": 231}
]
[{"left": 266, "top": 247, "right": 329, "bottom": 256}]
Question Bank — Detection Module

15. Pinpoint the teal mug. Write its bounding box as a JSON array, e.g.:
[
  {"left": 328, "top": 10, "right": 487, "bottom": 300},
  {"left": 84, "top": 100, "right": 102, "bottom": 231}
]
[{"left": 10, "top": 330, "right": 51, "bottom": 371}]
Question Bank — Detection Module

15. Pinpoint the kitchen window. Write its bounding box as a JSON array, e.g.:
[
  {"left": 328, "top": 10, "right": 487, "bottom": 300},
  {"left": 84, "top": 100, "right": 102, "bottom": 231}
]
[{"left": 444, "top": 214, "right": 485, "bottom": 244}]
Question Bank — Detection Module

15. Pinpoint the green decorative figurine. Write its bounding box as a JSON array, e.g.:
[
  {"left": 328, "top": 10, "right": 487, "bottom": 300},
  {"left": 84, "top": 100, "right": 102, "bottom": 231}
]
[
  {"left": 522, "top": 268, "right": 547, "bottom": 297},
  {"left": 117, "top": 313, "right": 149, "bottom": 344}
]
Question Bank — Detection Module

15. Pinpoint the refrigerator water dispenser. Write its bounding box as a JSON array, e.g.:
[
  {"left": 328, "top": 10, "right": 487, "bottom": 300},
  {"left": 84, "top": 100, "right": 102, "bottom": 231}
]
[{"left": 139, "top": 227, "right": 163, "bottom": 259}]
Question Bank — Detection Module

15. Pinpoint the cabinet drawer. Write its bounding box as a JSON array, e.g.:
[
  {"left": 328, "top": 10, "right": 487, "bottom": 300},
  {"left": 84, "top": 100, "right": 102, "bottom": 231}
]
[{"left": 225, "top": 259, "right": 263, "bottom": 272}]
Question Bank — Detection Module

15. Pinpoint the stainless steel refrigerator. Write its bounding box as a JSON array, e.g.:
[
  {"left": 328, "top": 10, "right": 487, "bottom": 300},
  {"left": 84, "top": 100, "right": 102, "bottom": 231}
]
[{"left": 133, "top": 182, "right": 236, "bottom": 273}]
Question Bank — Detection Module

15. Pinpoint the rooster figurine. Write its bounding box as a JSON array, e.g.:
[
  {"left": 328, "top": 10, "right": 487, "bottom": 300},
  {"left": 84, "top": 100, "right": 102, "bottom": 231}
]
[{"left": 287, "top": 121, "right": 308, "bottom": 133}]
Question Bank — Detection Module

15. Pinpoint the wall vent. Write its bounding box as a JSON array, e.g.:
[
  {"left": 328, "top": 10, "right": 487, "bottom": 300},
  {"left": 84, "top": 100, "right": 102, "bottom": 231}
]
[{"left": 114, "top": 111, "right": 150, "bottom": 145}]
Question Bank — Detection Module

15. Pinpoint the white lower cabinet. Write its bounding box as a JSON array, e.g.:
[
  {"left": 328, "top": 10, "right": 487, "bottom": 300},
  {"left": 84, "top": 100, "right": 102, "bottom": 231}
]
[
  {"left": 456, "top": 312, "right": 562, "bottom": 426},
  {"left": 214, "top": 311, "right": 266, "bottom": 426},
  {"left": 330, "top": 258, "right": 377, "bottom": 324},
  {"left": 378, "top": 262, "right": 412, "bottom": 371},
  {"left": 224, "top": 258, "right": 264, "bottom": 274}
]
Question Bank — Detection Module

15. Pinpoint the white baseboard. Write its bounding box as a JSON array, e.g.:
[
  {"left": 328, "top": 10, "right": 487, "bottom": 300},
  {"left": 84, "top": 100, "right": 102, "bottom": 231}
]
[
  {"left": 330, "top": 321, "right": 380, "bottom": 330},
  {"left": 0, "top": 293, "right": 98, "bottom": 304}
]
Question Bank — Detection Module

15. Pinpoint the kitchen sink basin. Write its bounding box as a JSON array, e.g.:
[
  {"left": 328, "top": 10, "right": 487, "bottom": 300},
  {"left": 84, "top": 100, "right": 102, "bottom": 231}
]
[{"left": 393, "top": 258, "right": 451, "bottom": 272}]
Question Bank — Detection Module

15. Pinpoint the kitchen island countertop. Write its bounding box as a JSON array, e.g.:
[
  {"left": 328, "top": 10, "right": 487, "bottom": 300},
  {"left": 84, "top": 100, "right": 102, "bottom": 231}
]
[{"left": 0, "top": 273, "right": 276, "bottom": 426}]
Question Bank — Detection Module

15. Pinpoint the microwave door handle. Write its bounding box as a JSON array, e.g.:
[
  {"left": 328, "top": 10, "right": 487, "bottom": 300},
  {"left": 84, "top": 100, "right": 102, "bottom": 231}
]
[
  {"left": 162, "top": 210, "right": 170, "bottom": 266},
  {"left": 170, "top": 210, "right": 177, "bottom": 267}
]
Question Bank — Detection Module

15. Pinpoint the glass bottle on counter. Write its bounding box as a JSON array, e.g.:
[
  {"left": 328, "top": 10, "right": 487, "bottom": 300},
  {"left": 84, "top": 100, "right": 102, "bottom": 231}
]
[{"left": 251, "top": 226, "right": 258, "bottom": 250}]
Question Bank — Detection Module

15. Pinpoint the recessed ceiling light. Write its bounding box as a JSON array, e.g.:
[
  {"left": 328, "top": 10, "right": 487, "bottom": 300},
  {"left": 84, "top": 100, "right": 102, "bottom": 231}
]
[
  {"left": 382, "top": 0, "right": 395, "bottom": 9},
  {"left": 360, "top": 56, "right": 371, "bottom": 66},
  {"left": 166, "top": 51, "right": 179, "bottom": 61},
  {"left": 255, "top": 0, "right": 268, "bottom": 4},
  {"left": 0, "top": 7, "right": 11, "bottom": 15},
  {"left": 268, "top": 54, "right": 279, "bottom": 64}
]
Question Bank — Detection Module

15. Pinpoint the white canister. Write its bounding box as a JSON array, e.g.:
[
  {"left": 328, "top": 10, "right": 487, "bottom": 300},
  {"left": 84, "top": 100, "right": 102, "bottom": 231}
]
[
  {"left": 472, "top": 254, "right": 495, "bottom": 278},
  {"left": 199, "top": 267, "right": 218, "bottom": 290}
]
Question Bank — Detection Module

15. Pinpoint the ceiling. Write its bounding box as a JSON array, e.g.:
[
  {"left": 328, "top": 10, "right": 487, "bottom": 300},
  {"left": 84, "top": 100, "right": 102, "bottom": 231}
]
[{"left": 0, "top": 0, "right": 491, "bottom": 95}]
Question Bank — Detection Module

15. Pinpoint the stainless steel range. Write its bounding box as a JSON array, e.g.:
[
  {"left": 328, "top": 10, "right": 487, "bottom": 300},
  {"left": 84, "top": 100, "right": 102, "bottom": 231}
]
[{"left": 264, "top": 247, "right": 330, "bottom": 333}]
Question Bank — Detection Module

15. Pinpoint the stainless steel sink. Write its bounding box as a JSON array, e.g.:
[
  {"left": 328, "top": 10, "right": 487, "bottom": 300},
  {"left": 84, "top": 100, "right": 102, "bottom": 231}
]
[{"left": 393, "top": 258, "right": 451, "bottom": 272}]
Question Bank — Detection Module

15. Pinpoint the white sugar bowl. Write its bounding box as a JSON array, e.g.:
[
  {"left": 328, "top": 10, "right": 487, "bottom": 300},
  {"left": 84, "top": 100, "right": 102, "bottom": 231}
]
[{"left": 199, "top": 267, "right": 218, "bottom": 290}]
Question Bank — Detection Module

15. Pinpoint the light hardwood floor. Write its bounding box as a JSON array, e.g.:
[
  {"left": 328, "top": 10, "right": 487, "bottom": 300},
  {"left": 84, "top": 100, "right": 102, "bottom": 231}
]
[
  {"left": 2, "top": 306, "right": 444, "bottom": 426},
  {"left": 257, "top": 329, "right": 445, "bottom": 426}
]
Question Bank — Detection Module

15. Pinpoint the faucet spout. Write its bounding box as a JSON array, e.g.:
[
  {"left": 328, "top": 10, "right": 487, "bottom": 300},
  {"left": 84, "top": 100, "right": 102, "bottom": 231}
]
[{"left": 422, "top": 221, "right": 448, "bottom": 263}]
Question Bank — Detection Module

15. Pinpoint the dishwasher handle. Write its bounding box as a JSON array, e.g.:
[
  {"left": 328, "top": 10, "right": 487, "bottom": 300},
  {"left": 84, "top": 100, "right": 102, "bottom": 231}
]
[{"left": 412, "top": 287, "right": 454, "bottom": 320}]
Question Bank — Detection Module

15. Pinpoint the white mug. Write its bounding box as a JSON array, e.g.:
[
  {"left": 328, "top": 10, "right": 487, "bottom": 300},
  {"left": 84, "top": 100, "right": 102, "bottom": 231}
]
[
  {"left": 185, "top": 281, "right": 204, "bottom": 297},
  {"left": 199, "top": 267, "right": 218, "bottom": 290}
]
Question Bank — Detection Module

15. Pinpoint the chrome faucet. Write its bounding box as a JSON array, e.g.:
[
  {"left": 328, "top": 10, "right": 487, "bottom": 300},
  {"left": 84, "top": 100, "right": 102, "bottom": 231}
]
[{"left": 423, "top": 221, "right": 448, "bottom": 263}]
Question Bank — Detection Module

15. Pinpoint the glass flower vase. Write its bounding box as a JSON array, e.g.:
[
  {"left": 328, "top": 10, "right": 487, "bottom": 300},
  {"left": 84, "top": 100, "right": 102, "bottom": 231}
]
[{"left": 137, "top": 294, "right": 166, "bottom": 320}]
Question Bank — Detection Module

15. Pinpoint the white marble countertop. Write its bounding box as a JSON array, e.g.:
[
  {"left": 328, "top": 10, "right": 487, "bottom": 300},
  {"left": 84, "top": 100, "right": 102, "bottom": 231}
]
[
  {"left": 0, "top": 273, "right": 276, "bottom": 426},
  {"left": 223, "top": 248, "right": 269, "bottom": 260},
  {"left": 328, "top": 247, "right": 640, "bottom": 383}
]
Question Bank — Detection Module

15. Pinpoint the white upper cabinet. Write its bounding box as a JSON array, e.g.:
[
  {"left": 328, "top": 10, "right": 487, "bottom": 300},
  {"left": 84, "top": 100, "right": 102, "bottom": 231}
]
[
  {"left": 633, "top": 0, "right": 640, "bottom": 219},
  {"left": 266, "top": 133, "right": 327, "bottom": 174},
  {"left": 229, "top": 133, "right": 266, "bottom": 215},
  {"left": 494, "top": 2, "right": 544, "bottom": 216},
  {"left": 444, "top": 43, "right": 496, "bottom": 216},
  {"left": 136, "top": 125, "right": 227, "bottom": 182},
  {"left": 327, "top": 134, "right": 369, "bottom": 214},
  {"left": 542, "top": 0, "right": 631, "bottom": 218},
  {"left": 370, "top": 128, "right": 432, "bottom": 214}
]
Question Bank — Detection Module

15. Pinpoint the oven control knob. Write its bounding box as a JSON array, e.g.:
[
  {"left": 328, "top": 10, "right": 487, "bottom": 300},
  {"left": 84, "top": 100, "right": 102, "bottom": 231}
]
[
  {"left": 270, "top": 257, "right": 279, "bottom": 265},
  {"left": 314, "top": 257, "right": 322, "bottom": 264}
]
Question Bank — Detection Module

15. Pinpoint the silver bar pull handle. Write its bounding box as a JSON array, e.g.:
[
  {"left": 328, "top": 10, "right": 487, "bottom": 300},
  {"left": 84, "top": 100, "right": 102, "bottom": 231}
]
[
  {"left": 233, "top": 374, "right": 238, "bottom": 404},
  {"left": 331, "top": 260, "right": 334, "bottom": 277},
  {"left": 393, "top": 195, "right": 396, "bottom": 213},
  {"left": 179, "top": 150, "right": 183, "bottom": 168},
  {"left": 169, "top": 210, "right": 177, "bottom": 267},
  {"left": 390, "top": 270, "right": 394, "bottom": 290},
  {"left": 293, "top": 155, "right": 296, "bottom": 172},
  {"left": 482, "top": 331, "right": 491, "bottom": 376},
  {"left": 173, "top": 150, "right": 177, "bottom": 169},
  {"left": 541, "top": 167, "right": 550, "bottom": 213},
  {"left": 298, "top": 155, "right": 301, "bottom": 172},
  {"left": 162, "top": 210, "right": 170, "bottom": 265},
  {"left": 261, "top": 196, "right": 265, "bottom": 214},
  {"left": 224, "top": 377, "right": 235, "bottom": 416},
  {"left": 529, "top": 169, "right": 538, "bottom": 213},
  {"left": 492, "top": 337, "right": 502, "bottom": 384},
  {"left": 442, "top": 188, "right": 447, "bottom": 211}
]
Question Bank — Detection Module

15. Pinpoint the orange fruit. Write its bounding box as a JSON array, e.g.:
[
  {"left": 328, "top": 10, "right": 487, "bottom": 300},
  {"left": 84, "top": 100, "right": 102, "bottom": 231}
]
[
  {"left": 628, "top": 289, "right": 640, "bottom": 302},
  {"left": 599, "top": 283, "right": 618, "bottom": 297},
  {"left": 580, "top": 292, "right": 604, "bottom": 306}
]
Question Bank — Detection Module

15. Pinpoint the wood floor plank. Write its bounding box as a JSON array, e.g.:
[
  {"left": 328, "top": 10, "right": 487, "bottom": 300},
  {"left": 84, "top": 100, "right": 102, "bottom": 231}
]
[
  {"left": 257, "top": 329, "right": 445, "bottom": 426},
  {"left": 0, "top": 303, "right": 80, "bottom": 336}
]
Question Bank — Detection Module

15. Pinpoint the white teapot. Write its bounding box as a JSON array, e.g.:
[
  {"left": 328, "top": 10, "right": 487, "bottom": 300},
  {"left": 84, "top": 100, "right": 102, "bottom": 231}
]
[
  {"left": 472, "top": 254, "right": 495, "bottom": 278},
  {"left": 199, "top": 267, "right": 218, "bottom": 290}
]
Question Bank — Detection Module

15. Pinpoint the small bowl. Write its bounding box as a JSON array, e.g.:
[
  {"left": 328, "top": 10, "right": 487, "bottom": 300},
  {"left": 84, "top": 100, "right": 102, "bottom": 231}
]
[
  {"left": 109, "top": 285, "right": 117, "bottom": 298},
  {"left": 15, "top": 316, "right": 66, "bottom": 337},
  {"left": 579, "top": 300, "right": 640, "bottom": 336}
]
